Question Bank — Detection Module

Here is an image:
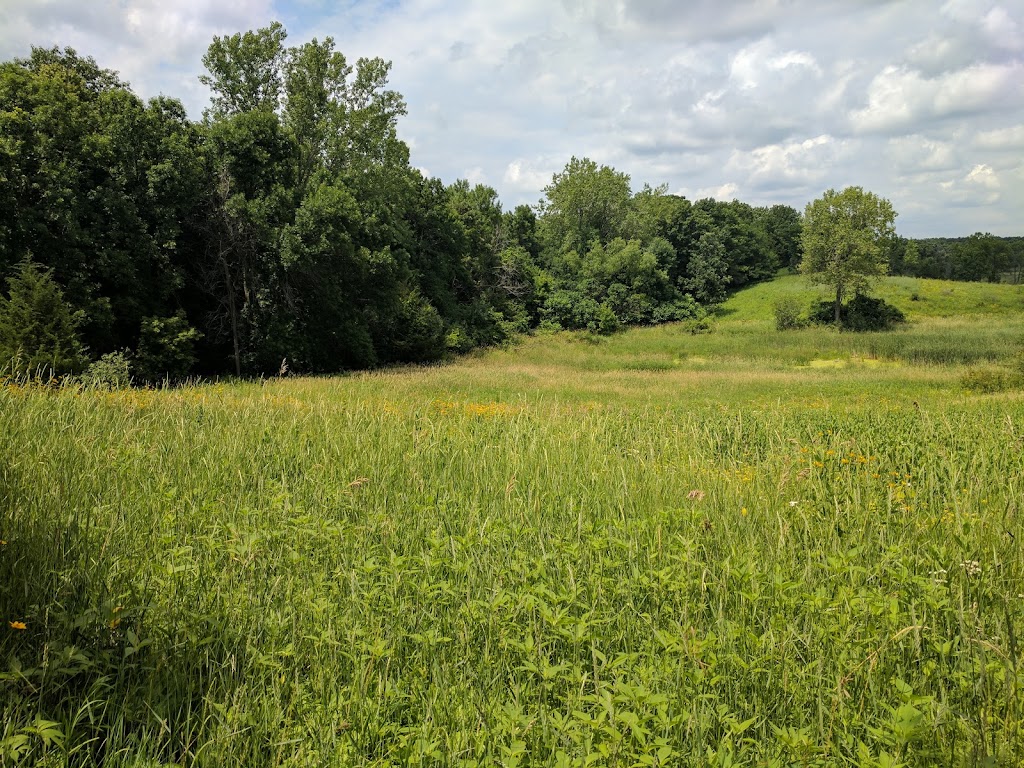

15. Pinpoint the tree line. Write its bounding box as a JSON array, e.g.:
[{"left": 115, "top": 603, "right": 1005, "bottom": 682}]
[
  {"left": 889, "top": 235, "right": 1024, "bottom": 284},
  {"left": 0, "top": 24, "right": 1013, "bottom": 382}
]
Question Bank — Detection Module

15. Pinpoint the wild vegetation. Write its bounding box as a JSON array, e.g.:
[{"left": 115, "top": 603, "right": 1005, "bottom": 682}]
[{"left": 3, "top": 276, "right": 1023, "bottom": 766}]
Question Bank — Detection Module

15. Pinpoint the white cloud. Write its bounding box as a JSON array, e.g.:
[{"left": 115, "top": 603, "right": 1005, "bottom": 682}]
[
  {"left": 851, "top": 62, "right": 1023, "bottom": 133},
  {"left": 504, "top": 159, "right": 554, "bottom": 194},
  {"left": 975, "top": 124, "right": 1024, "bottom": 149},
  {"left": 726, "top": 135, "right": 847, "bottom": 191},
  {"left": 887, "top": 135, "right": 958, "bottom": 173},
  {"left": 965, "top": 163, "right": 1000, "bottom": 189},
  {"left": 981, "top": 6, "right": 1023, "bottom": 50},
  {"left": 693, "top": 182, "right": 740, "bottom": 201}
]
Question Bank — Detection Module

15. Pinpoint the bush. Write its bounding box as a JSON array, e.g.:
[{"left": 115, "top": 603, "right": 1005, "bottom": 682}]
[
  {"left": 541, "top": 290, "right": 601, "bottom": 332},
  {"left": 960, "top": 365, "right": 1023, "bottom": 393},
  {"left": 134, "top": 312, "right": 202, "bottom": 384},
  {"left": 808, "top": 294, "right": 906, "bottom": 331},
  {"left": 682, "top": 317, "right": 713, "bottom": 335},
  {"left": 652, "top": 296, "right": 700, "bottom": 324},
  {"left": 389, "top": 290, "right": 446, "bottom": 362},
  {"left": 82, "top": 350, "right": 133, "bottom": 389},
  {"left": 444, "top": 325, "right": 474, "bottom": 354},
  {"left": 593, "top": 303, "right": 621, "bottom": 335},
  {"left": 773, "top": 297, "right": 805, "bottom": 330}
]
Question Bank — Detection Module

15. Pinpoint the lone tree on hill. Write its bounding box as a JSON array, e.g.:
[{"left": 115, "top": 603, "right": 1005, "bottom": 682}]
[{"left": 801, "top": 186, "right": 896, "bottom": 325}]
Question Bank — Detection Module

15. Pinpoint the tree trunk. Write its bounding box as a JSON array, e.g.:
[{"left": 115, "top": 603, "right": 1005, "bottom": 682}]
[
  {"left": 220, "top": 244, "right": 242, "bottom": 377},
  {"left": 834, "top": 282, "right": 843, "bottom": 326}
]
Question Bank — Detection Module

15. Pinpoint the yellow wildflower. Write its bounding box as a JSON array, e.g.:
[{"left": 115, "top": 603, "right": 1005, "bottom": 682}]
[{"left": 9, "top": 621, "right": 26, "bottom": 630}]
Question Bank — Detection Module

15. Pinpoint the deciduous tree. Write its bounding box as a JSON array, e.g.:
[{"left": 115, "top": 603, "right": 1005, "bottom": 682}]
[{"left": 801, "top": 187, "right": 896, "bottom": 325}]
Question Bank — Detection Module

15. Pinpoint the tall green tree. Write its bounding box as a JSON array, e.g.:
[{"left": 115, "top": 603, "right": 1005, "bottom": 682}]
[
  {"left": 0, "top": 48, "right": 201, "bottom": 358},
  {"left": 686, "top": 231, "right": 731, "bottom": 305},
  {"left": 540, "top": 157, "right": 631, "bottom": 257},
  {"left": 199, "top": 22, "right": 288, "bottom": 118},
  {"left": 801, "top": 187, "right": 897, "bottom": 325}
]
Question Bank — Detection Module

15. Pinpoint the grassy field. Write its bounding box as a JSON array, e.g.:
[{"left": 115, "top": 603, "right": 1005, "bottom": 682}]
[{"left": 2, "top": 276, "right": 1024, "bottom": 767}]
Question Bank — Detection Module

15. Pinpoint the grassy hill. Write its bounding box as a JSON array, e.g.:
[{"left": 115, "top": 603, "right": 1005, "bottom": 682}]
[
  {"left": 414, "top": 274, "right": 1024, "bottom": 409},
  {"left": 721, "top": 272, "right": 1024, "bottom": 323}
]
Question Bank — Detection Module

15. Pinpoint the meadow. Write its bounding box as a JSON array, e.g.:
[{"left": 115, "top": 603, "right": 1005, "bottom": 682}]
[{"left": 2, "top": 276, "right": 1024, "bottom": 767}]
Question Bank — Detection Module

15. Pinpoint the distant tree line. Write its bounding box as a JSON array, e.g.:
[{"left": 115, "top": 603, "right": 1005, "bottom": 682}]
[{"left": 889, "top": 234, "right": 1024, "bottom": 284}]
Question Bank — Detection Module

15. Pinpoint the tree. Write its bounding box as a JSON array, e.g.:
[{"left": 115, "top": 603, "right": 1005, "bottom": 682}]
[
  {"left": 954, "top": 232, "right": 1009, "bottom": 283},
  {"left": 0, "top": 261, "right": 87, "bottom": 377},
  {"left": 801, "top": 187, "right": 896, "bottom": 325},
  {"left": 686, "top": 232, "right": 731, "bottom": 305},
  {"left": 757, "top": 204, "right": 803, "bottom": 270},
  {"left": 199, "top": 22, "right": 288, "bottom": 118},
  {"left": 541, "top": 157, "right": 631, "bottom": 256}
]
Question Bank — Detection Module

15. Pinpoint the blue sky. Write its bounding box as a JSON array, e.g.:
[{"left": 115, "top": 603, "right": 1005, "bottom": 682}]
[{"left": 2, "top": 0, "right": 1023, "bottom": 237}]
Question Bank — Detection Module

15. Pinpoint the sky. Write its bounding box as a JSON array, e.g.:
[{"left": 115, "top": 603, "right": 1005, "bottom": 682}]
[{"left": 1, "top": 0, "right": 1023, "bottom": 237}]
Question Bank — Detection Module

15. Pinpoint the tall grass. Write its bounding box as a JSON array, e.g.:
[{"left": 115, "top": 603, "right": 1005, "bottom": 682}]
[{"left": 2, "top": 276, "right": 1023, "bottom": 766}]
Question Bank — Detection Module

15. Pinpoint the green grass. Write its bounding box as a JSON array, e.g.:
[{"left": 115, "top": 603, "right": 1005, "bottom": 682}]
[
  {"left": 2, "top": 276, "right": 1024, "bottom": 767},
  {"left": 722, "top": 273, "right": 1024, "bottom": 323}
]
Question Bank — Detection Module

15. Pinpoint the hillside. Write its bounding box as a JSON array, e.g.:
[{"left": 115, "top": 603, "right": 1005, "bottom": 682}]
[{"left": 721, "top": 273, "right": 1024, "bottom": 323}]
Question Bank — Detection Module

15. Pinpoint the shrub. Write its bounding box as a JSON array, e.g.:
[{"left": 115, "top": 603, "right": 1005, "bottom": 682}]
[
  {"left": 652, "top": 296, "right": 700, "bottom": 324},
  {"left": 592, "top": 303, "right": 621, "bottom": 335},
  {"left": 808, "top": 294, "right": 906, "bottom": 331},
  {"left": 682, "top": 317, "right": 713, "bottom": 335},
  {"left": 773, "top": 297, "right": 805, "bottom": 330},
  {"left": 82, "top": 350, "right": 133, "bottom": 389},
  {"left": 389, "top": 290, "right": 446, "bottom": 362},
  {"left": 444, "top": 325, "right": 474, "bottom": 354},
  {"left": 960, "top": 365, "right": 1023, "bottom": 393},
  {"left": 134, "top": 312, "right": 202, "bottom": 384},
  {"left": 541, "top": 290, "right": 601, "bottom": 332}
]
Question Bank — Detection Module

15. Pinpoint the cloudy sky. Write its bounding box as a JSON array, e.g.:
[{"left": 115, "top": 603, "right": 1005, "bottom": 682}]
[{"left": 2, "top": 0, "right": 1022, "bottom": 236}]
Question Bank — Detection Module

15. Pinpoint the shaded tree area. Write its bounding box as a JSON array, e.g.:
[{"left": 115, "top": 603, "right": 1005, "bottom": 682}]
[{"left": 0, "top": 26, "right": 804, "bottom": 380}]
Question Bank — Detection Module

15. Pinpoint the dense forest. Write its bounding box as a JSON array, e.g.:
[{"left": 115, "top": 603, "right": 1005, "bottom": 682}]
[{"left": 0, "top": 25, "right": 1018, "bottom": 381}]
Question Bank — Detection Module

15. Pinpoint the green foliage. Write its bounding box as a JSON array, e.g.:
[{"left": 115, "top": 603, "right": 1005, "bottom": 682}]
[
  {"left": 541, "top": 289, "right": 601, "bottom": 331},
  {"left": 133, "top": 312, "right": 201, "bottom": 383},
  {"left": 0, "top": 33, "right": 808, "bottom": 379},
  {"left": 899, "top": 234, "right": 1022, "bottom": 284},
  {"left": 387, "top": 289, "right": 446, "bottom": 362},
  {"left": 199, "top": 22, "right": 288, "bottom": 117},
  {"left": 686, "top": 231, "right": 731, "bottom": 304},
  {"left": 3, "top": 303, "right": 1023, "bottom": 764},
  {"left": 960, "top": 364, "right": 1023, "bottom": 393},
  {"left": 541, "top": 156, "right": 631, "bottom": 254},
  {"left": 81, "top": 350, "right": 133, "bottom": 389},
  {"left": 0, "top": 261, "right": 86, "bottom": 377},
  {"left": 593, "top": 302, "right": 621, "bottom": 335},
  {"left": 802, "top": 187, "right": 897, "bottom": 324},
  {"left": 808, "top": 294, "right": 907, "bottom": 332},
  {"left": 773, "top": 296, "right": 806, "bottom": 330}
]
